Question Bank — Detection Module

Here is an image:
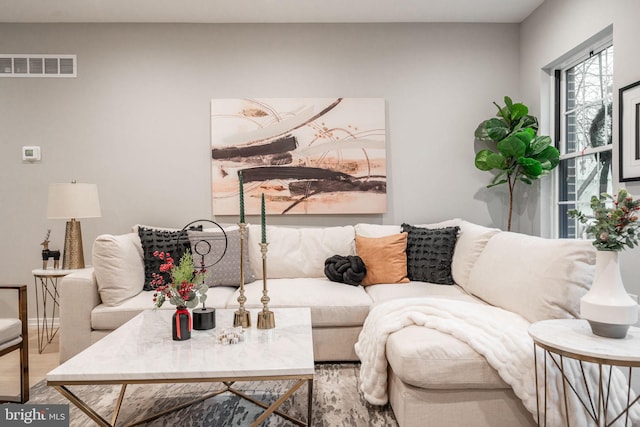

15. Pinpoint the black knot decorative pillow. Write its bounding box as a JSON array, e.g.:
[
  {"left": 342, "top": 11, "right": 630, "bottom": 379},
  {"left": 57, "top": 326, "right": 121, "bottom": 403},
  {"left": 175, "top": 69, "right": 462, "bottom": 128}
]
[{"left": 324, "top": 255, "right": 367, "bottom": 286}]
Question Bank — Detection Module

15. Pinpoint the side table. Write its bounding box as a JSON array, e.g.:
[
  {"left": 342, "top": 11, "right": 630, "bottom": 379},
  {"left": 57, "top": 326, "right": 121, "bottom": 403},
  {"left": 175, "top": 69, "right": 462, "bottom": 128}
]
[
  {"left": 31, "top": 268, "right": 80, "bottom": 353},
  {"left": 528, "top": 319, "right": 640, "bottom": 427}
]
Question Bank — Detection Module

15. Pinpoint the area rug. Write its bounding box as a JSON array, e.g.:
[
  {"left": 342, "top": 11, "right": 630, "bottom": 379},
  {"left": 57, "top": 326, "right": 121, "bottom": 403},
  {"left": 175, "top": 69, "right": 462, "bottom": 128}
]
[{"left": 28, "top": 363, "right": 398, "bottom": 426}]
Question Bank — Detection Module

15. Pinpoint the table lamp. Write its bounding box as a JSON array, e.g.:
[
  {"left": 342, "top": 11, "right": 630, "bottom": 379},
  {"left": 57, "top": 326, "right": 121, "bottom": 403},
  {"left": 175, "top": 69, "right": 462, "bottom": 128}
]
[{"left": 47, "top": 182, "right": 101, "bottom": 269}]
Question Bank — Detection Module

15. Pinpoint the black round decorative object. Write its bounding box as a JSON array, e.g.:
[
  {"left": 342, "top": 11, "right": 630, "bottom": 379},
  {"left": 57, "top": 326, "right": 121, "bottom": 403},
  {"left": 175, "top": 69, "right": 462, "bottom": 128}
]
[
  {"left": 176, "top": 219, "right": 229, "bottom": 328},
  {"left": 324, "top": 255, "right": 367, "bottom": 286},
  {"left": 193, "top": 307, "right": 216, "bottom": 330},
  {"left": 177, "top": 219, "right": 228, "bottom": 270},
  {"left": 172, "top": 308, "right": 191, "bottom": 341}
]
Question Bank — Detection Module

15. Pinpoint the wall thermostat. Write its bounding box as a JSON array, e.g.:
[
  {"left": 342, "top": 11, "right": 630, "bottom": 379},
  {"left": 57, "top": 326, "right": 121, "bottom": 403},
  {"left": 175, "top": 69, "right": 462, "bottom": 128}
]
[{"left": 22, "top": 146, "right": 41, "bottom": 161}]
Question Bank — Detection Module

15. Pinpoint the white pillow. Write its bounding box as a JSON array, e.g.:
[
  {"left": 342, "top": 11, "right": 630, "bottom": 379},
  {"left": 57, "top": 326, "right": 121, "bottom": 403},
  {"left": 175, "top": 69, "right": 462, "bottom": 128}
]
[
  {"left": 93, "top": 233, "right": 145, "bottom": 307},
  {"left": 247, "top": 225, "right": 356, "bottom": 279},
  {"left": 466, "top": 232, "right": 596, "bottom": 323},
  {"left": 354, "top": 223, "right": 401, "bottom": 238}
]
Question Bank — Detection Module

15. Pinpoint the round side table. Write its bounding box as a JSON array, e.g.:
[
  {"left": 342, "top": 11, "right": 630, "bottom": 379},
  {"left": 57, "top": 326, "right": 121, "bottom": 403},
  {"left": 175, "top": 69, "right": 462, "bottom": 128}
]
[
  {"left": 528, "top": 319, "right": 640, "bottom": 427},
  {"left": 31, "top": 268, "right": 80, "bottom": 353}
]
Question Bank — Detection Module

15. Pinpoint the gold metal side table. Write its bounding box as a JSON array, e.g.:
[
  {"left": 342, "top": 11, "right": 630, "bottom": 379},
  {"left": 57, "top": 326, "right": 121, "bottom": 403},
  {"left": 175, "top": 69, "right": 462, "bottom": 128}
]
[
  {"left": 529, "top": 319, "right": 640, "bottom": 427},
  {"left": 31, "top": 268, "right": 79, "bottom": 353}
]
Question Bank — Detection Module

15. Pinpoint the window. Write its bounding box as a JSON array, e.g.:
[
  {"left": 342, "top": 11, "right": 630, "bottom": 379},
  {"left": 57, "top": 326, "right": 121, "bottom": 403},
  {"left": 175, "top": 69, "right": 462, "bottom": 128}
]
[{"left": 555, "top": 44, "right": 613, "bottom": 238}]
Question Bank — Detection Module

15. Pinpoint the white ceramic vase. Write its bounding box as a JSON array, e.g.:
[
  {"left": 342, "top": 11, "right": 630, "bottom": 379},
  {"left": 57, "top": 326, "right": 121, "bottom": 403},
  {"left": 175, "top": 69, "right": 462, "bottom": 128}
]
[{"left": 580, "top": 250, "right": 638, "bottom": 338}]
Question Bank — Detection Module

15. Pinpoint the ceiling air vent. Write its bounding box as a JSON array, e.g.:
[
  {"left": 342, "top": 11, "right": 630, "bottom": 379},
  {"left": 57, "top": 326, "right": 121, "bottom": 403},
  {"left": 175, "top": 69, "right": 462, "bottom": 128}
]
[{"left": 0, "top": 54, "right": 77, "bottom": 78}]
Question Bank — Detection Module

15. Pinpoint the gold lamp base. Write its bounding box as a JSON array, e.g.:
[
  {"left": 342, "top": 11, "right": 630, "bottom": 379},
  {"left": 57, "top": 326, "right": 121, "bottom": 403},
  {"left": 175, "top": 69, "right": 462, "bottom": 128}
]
[
  {"left": 233, "top": 310, "right": 251, "bottom": 328},
  {"left": 257, "top": 310, "right": 275, "bottom": 329},
  {"left": 63, "top": 219, "right": 85, "bottom": 270}
]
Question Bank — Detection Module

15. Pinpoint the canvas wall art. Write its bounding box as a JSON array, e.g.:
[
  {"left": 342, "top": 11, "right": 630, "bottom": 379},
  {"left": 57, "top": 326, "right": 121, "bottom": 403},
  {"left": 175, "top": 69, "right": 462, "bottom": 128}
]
[{"left": 211, "top": 98, "right": 386, "bottom": 215}]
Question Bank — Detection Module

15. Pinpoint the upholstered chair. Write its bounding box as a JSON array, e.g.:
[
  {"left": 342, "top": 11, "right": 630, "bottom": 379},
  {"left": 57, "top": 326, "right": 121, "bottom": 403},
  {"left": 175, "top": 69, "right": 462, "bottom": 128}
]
[{"left": 0, "top": 284, "right": 29, "bottom": 403}]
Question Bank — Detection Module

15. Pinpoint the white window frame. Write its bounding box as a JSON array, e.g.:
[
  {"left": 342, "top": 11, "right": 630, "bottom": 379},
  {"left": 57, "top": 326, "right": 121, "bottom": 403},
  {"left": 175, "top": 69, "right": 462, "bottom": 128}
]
[{"left": 545, "top": 31, "right": 613, "bottom": 239}]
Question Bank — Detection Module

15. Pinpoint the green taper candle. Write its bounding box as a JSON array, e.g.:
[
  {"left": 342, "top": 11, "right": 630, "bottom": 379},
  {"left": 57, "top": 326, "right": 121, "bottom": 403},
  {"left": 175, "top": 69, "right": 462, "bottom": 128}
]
[
  {"left": 239, "top": 171, "right": 245, "bottom": 223},
  {"left": 261, "top": 192, "right": 266, "bottom": 244}
]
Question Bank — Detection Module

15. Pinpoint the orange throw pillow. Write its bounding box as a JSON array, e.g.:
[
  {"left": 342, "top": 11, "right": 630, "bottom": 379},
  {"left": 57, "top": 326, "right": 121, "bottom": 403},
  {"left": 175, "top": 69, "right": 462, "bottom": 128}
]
[{"left": 355, "top": 232, "right": 410, "bottom": 286}]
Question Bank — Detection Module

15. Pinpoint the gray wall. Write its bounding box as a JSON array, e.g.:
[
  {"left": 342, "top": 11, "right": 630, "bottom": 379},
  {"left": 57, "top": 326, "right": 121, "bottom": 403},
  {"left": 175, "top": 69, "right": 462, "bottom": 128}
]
[
  {"left": 519, "top": 0, "right": 640, "bottom": 299},
  {"left": 0, "top": 23, "right": 520, "bottom": 318}
]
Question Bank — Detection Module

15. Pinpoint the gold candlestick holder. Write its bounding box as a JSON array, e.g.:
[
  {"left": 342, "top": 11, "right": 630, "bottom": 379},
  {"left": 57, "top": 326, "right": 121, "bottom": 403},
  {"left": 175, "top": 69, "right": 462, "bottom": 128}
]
[
  {"left": 257, "top": 242, "right": 275, "bottom": 329},
  {"left": 234, "top": 222, "right": 251, "bottom": 328}
]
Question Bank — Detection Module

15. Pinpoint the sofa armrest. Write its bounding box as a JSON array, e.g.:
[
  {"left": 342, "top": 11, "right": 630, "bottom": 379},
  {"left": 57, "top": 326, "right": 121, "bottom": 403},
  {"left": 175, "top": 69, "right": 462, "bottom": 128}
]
[{"left": 59, "top": 268, "right": 101, "bottom": 362}]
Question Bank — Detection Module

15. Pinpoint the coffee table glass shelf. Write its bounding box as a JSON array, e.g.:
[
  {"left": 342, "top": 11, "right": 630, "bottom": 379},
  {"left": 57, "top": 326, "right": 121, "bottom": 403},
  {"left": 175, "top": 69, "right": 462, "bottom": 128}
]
[{"left": 47, "top": 307, "right": 314, "bottom": 427}]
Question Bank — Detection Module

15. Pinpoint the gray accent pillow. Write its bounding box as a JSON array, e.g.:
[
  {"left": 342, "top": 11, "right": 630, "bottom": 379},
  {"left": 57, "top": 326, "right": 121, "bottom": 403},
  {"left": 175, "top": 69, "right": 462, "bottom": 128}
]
[
  {"left": 401, "top": 224, "right": 460, "bottom": 285},
  {"left": 188, "top": 228, "right": 255, "bottom": 287}
]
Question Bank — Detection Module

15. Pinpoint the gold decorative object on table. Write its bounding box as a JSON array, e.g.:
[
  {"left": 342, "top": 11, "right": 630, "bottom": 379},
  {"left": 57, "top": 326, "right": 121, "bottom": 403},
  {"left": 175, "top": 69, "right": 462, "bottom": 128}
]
[
  {"left": 46, "top": 181, "right": 101, "bottom": 269},
  {"left": 257, "top": 242, "right": 275, "bottom": 329},
  {"left": 234, "top": 171, "right": 251, "bottom": 328},
  {"left": 257, "top": 193, "right": 275, "bottom": 329}
]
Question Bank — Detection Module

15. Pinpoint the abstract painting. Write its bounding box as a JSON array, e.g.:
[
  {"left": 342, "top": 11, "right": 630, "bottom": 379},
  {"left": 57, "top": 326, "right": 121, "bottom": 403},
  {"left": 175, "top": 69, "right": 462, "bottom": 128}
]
[{"left": 211, "top": 98, "right": 386, "bottom": 215}]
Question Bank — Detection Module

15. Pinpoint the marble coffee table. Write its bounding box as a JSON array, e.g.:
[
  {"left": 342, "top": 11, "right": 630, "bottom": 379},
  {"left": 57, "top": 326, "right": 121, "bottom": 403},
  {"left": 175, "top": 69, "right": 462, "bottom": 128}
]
[{"left": 47, "top": 307, "right": 315, "bottom": 426}]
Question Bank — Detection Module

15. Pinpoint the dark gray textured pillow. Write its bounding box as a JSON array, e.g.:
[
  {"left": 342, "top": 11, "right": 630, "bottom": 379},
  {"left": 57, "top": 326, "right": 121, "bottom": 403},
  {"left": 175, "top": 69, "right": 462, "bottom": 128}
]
[
  {"left": 138, "top": 225, "right": 202, "bottom": 291},
  {"left": 188, "top": 228, "right": 255, "bottom": 287},
  {"left": 401, "top": 224, "right": 460, "bottom": 285}
]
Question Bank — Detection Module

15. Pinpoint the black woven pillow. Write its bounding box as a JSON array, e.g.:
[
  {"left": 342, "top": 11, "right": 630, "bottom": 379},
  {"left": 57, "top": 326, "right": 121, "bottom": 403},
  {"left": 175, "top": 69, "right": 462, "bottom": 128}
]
[
  {"left": 401, "top": 224, "right": 460, "bottom": 285},
  {"left": 324, "top": 255, "right": 367, "bottom": 286},
  {"left": 138, "top": 225, "right": 203, "bottom": 291}
]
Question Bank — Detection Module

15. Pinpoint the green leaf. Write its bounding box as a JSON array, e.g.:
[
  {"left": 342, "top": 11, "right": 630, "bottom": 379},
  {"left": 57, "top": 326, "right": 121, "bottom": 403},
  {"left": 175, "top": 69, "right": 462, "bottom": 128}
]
[
  {"left": 519, "top": 115, "right": 539, "bottom": 132},
  {"left": 533, "top": 146, "right": 560, "bottom": 168},
  {"left": 475, "top": 149, "right": 495, "bottom": 171},
  {"left": 491, "top": 170, "right": 508, "bottom": 184},
  {"left": 530, "top": 135, "right": 552, "bottom": 155},
  {"left": 197, "top": 283, "right": 208, "bottom": 295},
  {"left": 518, "top": 157, "right": 543, "bottom": 177},
  {"left": 487, "top": 179, "right": 508, "bottom": 188},
  {"left": 519, "top": 176, "right": 533, "bottom": 185},
  {"left": 474, "top": 120, "right": 491, "bottom": 141},
  {"left": 510, "top": 103, "right": 528, "bottom": 121},
  {"left": 486, "top": 152, "right": 507, "bottom": 170},
  {"left": 485, "top": 118, "right": 509, "bottom": 141},
  {"left": 494, "top": 102, "right": 510, "bottom": 123},
  {"left": 497, "top": 134, "right": 527, "bottom": 158},
  {"left": 504, "top": 96, "right": 513, "bottom": 109}
]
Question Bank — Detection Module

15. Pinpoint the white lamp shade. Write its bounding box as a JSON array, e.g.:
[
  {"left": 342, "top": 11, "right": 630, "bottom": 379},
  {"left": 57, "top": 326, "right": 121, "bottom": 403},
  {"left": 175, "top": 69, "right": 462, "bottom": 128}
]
[{"left": 47, "top": 183, "right": 102, "bottom": 219}]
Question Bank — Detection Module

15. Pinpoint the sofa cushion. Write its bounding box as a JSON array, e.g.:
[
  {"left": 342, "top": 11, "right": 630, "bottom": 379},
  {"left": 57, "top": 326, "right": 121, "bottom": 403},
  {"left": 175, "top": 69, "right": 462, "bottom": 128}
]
[
  {"left": 466, "top": 232, "right": 596, "bottom": 323},
  {"left": 401, "top": 224, "right": 459, "bottom": 285},
  {"left": 415, "top": 219, "right": 501, "bottom": 291},
  {"left": 187, "top": 227, "right": 255, "bottom": 287},
  {"left": 91, "top": 285, "right": 236, "bottom": 330},
  {"left": 137, "top": 225, "right": 202, "bottom": 290},
  {"left": 247, "top": 225, "right": 356, "bottom": 279},
  {"left": 365, "top": 282, "right": 479, "bottom": 305},
  {"left": 225, "top": 278, "right": 372, "bottom": 327},
  {"left": 92, "top": 233, "right": 144, "bottom": 307},
  {"left": 387, "top": 325, "right": 508, "bottom": 389},
  {"left": 354, "top": 223, "right": 402, "bottom": 238},
  {"left": 356, "top": 233, "right": 410, "bottom": 286},
  {"left": 0, "top": 318, "right": 22, "bottom": 349}
]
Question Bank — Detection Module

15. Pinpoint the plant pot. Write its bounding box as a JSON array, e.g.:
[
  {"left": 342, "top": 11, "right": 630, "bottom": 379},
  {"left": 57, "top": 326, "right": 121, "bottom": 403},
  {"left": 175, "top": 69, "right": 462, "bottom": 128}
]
[
  {"left": 580, "top": 250, "right": 638, "bottom": 338},
  {"left": 172, "top": 307, "right": 191, "bottom": 341}
]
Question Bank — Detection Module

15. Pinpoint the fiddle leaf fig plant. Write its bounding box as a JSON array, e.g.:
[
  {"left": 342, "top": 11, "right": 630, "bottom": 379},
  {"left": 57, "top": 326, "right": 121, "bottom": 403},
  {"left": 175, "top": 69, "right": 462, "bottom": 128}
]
[{"left": 475, "top": 96, "right": 560, "bottom": 231}]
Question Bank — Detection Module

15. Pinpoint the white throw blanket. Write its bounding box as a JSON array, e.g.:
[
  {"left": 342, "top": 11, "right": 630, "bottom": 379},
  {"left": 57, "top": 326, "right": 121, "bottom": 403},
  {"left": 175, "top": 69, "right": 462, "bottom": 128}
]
[{"left": 354, "top": 298, "right": 640, "bottom": 426}]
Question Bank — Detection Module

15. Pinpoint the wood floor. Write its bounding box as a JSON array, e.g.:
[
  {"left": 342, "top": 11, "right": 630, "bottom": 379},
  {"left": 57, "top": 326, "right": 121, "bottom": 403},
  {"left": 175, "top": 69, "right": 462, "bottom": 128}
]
[{"left": 0, "top": 327, "right": 60, "bottom": 399}]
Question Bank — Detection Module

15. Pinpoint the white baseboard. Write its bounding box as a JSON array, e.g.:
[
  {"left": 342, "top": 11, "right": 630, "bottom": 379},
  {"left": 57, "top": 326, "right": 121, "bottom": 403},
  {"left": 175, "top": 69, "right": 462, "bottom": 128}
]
[{"left": 28, "top": 317, "right": 60, "bottom": 328}]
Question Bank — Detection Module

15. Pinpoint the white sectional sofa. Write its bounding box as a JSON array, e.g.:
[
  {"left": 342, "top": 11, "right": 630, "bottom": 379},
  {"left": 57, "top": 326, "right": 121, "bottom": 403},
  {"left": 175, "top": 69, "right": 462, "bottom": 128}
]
[{"left": 58, "top": 219, "right": 596, "bottom": 427}]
